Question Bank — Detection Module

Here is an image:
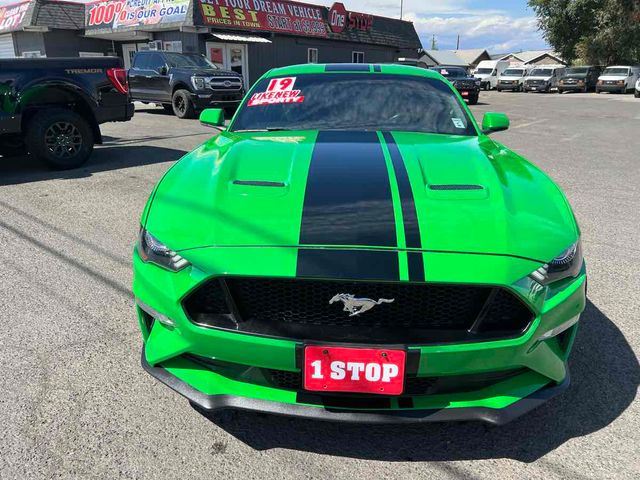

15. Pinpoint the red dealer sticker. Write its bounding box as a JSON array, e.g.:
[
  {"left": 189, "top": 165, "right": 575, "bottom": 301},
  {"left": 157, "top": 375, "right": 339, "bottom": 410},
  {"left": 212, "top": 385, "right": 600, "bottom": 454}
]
[{"left": 248, "top": 77, "right": 305, "bottom": 106}]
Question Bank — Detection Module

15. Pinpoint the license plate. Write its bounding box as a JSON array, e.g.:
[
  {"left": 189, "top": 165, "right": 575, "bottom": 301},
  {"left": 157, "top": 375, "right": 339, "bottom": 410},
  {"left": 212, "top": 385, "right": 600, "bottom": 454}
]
[
  {"left": 461, "top": 91, "right": 469, "bottom": 96},
  {"left": 531, "top": 87, "right": 537, "bottom": 91},
  {"left": 303, "top": 345, "right": 406, "bottom": 395}
]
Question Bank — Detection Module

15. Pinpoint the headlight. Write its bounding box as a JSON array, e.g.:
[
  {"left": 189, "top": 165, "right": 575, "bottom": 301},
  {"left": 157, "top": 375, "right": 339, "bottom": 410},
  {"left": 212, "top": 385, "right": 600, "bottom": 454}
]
[
  {"left": 138, "top": 228, "right": 189, "bottom": 272},
  {"left": 617, "top": 80, "right": 625, "bottom": 85},
  {"left": 191, "top": 76, "right": 206, "bottom": 90},
  {"left": 529, "top": 240, "right": 583, "bottom": 285}
]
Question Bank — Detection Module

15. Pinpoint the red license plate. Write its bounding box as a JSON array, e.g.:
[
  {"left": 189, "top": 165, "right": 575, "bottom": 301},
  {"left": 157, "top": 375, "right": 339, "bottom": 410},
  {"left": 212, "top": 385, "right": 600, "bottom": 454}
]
[
  {"left": 303, "top": 346, "right": 406, "bottom": 395},
  {"left": 461, "top": 91, "right": 469, "bottom": 96}
]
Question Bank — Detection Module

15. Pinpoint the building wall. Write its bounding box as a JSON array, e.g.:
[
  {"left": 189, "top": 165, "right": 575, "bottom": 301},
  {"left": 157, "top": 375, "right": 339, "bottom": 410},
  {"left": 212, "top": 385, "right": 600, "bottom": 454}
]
[
  {"left": 43, "top": 30, "right": 113, "bottom": 57},
  {"left": 247, "top": 34, "right": 416, "bottom": 84},
  {"left": 152, "top": 31, "right": 201, "bottom": 54},
  {"left": 13, "top": 31, "right": 46, "bottom": 57}
]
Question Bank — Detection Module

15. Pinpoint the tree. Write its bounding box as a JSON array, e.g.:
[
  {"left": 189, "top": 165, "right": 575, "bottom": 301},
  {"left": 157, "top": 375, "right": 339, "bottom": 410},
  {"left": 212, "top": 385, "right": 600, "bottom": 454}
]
[{"left": 528, "top": 0, "right": 640, "bottom": 64}]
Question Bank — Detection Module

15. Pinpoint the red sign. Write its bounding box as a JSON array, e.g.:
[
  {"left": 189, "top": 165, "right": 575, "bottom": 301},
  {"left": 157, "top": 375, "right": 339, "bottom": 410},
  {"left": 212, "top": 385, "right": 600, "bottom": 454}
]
[
  {"left": 303, "top": 345, "right": 406, "bottom": 395},
  {"left": 199, "top": 0, "right": 327, "bottom": 37},
  {"left": 248, "top": 76, "right": 305, "bottom": 106},
  {"left": 328, "top": 2, "right": 347, "bottom": 33},
  {"left": 0, "top": 1, "right": 29, "bottom": 33},
  {"left": 328, "top": 2, "right": 373, "bottom": 34}
]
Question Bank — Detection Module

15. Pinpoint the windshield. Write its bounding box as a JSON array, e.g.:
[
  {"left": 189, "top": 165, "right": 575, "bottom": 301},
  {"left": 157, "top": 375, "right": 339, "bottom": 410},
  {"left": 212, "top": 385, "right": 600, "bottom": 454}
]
[
  {"left": 566, "top": 67, "right": 588, "bottom": 75},
  {"left": 503, "top": 69, "right": 525, "bottom": 76},
  {"left": 529, "top": 69, "right": 553, "bottom": 77},
  {"left": 432, "top": 67, "right": 468, "bottom": 78},
  {"left": 475, "top": 68, "right": 493, "bottom": 74},
  {"left": 164, "top": 53, "right": 217, "bottom": 69},
  {"left": 230, "top": 74, "right": 476, "bottom": 136},
  {"left": 603, "top": 67, "right": 629, "bottom": 75}
]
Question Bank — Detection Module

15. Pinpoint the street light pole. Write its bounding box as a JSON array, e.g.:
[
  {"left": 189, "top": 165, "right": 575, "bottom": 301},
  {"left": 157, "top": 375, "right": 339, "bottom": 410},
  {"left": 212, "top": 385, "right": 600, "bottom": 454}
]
[{"left": 400, "top": 0, "right": 403, "bottom": 20}]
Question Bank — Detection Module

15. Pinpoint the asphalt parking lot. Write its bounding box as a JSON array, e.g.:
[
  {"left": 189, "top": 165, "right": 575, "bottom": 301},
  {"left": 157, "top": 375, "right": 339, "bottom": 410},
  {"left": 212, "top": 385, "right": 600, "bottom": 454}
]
[{"left": 1, "top": 91, "right": 639, "bottom": 479}]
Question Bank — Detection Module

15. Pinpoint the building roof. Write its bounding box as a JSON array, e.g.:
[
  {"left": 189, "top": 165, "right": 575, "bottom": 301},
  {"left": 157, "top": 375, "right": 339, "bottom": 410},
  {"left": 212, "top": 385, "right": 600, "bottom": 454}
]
[
  {"left": 499, "top": 50, "right": 565, "bottom": 65},
  {"left": 451, "top": 48, "right": 489, "bottom": 65},
  {"left": 420, "top": 50, "right": 469, "bottom": 67},
  {"left": 327, "top": 15, "right": 422, "bottom": 50}
]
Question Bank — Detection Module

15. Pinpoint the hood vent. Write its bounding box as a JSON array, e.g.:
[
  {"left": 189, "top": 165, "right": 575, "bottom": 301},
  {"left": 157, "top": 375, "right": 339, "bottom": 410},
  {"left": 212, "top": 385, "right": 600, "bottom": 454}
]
[{"left": 429, "top": 184, "right": 484, "bottom": 191}]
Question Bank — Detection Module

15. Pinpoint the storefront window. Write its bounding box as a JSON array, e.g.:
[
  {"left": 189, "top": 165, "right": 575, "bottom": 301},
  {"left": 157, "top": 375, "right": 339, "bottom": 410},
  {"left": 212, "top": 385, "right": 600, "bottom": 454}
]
[
  {"left": 308, "top": 48, "right": 318, "bottom": 63},
  {"left": 352, "top": 51, "right": 365, "bottom": 63}
]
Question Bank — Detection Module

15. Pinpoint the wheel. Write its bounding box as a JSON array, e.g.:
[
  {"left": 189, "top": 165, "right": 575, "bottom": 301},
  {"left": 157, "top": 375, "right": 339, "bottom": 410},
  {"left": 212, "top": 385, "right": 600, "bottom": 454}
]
[
  {"left": 596, "top": 89, "right": 600, "bottom": 94},
  {"left": 634, "top": 90, "right": 640, "bottom": 98},
  {"left": 467, "top": 94, "right": 479, "bottom": 105},
  {"left": 172, "top": 89, "right": 196, "bottom": 119},
  {"left": 496, "top": 88, "right": 501, "bottom": 92},
  {"left": 25, "top": 108, "right": 93, "bottom": 170},
  {"left": 162, "top": 103, "right": 173, "bottom": 113}
]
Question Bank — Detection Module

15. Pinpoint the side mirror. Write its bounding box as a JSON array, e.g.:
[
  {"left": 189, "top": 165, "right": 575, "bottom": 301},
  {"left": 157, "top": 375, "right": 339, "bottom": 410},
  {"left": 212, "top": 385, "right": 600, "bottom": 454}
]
[
  {"left": 159, "top": 65, "right": 168, "bottom": 75},
  {"left": 482, "top": 112, "right": 509, "bottom": 134},
  {"left": 199, "top": 108, "right": 225, "bottom": 128}
]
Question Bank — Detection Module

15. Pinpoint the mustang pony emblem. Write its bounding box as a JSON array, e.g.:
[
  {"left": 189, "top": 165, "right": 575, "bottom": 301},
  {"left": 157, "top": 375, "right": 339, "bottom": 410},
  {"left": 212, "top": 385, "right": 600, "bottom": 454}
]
[{"left": 329, "top": 294, "right": 395, "bottom": 316}]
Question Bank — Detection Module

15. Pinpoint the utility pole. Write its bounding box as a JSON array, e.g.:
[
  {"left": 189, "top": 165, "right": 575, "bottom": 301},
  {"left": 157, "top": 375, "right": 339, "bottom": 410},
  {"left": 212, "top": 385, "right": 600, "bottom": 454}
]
[
  {"left": 456, "top": 35, "right": 460, "bottom": 50},
  {"left": 400, "top": 0, "right": 403, "bottom": 20}
]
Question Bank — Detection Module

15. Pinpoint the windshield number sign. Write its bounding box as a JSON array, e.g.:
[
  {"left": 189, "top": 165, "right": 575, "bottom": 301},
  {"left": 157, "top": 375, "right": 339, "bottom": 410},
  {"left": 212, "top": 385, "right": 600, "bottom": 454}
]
[{"left": 249, "top": 77, "right": 305, "bottom": 107}]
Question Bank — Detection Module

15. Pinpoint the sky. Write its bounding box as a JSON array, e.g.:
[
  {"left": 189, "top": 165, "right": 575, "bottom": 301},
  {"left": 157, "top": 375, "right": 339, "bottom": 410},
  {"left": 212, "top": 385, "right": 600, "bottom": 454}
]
[{"left": 0, "top": 0, "right": 549, "bottom": 54}]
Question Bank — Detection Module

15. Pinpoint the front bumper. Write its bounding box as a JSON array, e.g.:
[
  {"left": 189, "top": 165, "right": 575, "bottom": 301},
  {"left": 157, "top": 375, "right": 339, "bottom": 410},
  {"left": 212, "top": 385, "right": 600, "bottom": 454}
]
[
  {"left": 142, "top": 348, "right": 571, "bottom": 425},
  {"left": 497, "top": 82, "right": 520, "bottom": 91},
  {"left": 133, "top": 247, "right": 586, "bottom": 424},
  {"left": 524, "top": 83, "right": 550, "bottom": 92},
  {"left": 597, "top": 84, "right": 626, "bottom": 93},
  {"left": 190, "top": 91, "right": 244, "bottom": 109}
]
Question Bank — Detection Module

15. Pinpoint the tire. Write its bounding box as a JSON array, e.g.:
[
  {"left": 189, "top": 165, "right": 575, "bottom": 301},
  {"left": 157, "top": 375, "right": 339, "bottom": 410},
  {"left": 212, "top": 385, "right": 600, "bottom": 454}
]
[
  {"left": 634, "top": 90, "right": 640, "bottom": 98},
  {"left": 162, "top": 103, "right": 173, "bottom": 113},
  {"left": 467, "top": 94, "right": 479, "bottom": 105},
  {"left": 596, "top": 89, "right": 600, "bottom": 94},
  {"left": 172, "top": 89, "right": 196, "bottom": 119},
  {"left": 25, "top": 108, "right": 94, "bottom": 170}
]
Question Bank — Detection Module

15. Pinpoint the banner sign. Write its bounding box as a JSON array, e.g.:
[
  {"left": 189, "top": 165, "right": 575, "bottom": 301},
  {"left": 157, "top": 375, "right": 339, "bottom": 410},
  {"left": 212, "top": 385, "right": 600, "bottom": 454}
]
[
  {"left": 0, "top": 1, "right": 29, "bottom": 33},
  {"left": 198, "top": 0, "right": 327, "bottom": 37},
  {"left": 86, "top": 0, "right": 189, "bottom": 30},
  {"left": 328, "top": 2, "right": 373, "bottom": 34}
]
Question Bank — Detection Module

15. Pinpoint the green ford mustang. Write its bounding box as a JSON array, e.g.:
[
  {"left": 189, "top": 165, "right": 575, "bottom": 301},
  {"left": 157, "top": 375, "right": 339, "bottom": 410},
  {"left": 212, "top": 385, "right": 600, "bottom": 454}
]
[{"left": 133, "top": 64, "right": 586, "bottom": 424}]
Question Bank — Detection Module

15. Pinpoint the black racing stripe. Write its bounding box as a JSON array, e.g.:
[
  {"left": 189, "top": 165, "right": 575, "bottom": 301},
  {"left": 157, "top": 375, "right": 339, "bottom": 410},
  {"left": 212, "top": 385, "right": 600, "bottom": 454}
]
[
  {"left": 373, "top": 64, "right": 382, "bottom": 72},
  {"left": 297, "top": 249, "right": 399, "bottom": 281},
  {"left": 325, "top": 64, "right": 370, "bottom": 72},
  {"left": 382, "top": 131, "right": 422, "bottom": 249},
  {"left": 299, "top": 130, "right": 396, "bottom": 247},
  {"left": 407, "top": 252, "right": 425, "bottom": 282}
]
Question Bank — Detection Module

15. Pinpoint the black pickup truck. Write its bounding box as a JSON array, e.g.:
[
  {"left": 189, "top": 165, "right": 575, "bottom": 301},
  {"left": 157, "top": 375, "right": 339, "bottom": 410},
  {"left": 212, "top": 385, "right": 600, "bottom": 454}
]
[
  {"left": 430, "top": 65, "right": 481, "bottom": 105},
  {"left": 0, "top": 57, "right": 134, "bottom": 169},
  {"left": 128, "top": 51, "right": 245, "bottom": 119}
]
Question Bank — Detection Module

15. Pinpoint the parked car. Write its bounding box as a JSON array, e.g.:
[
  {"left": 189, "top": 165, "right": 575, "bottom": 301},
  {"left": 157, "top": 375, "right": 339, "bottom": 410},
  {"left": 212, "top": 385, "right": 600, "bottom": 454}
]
[
  {"left": 523, "top": 65, "right": 565, "bottom": 93},
  {"left": 496, "top": 67, "right": 530, "bottom": 92},
  {"left": 395, "top": 57, "right": 428, "bottom": 68},
  {"left": 596, "top": 66, "right": 640, "bottom": 94},
  {"left": 430, "top": 65, "right": 481, "bottom": 104},
  {"left": 635, "top": 78, "right": 640, "bottom": 98},
  {"left": 134, "top": 64, "right": 586, "bottom": 425},
  {"left": 558, "top": 66, "right": 602, "bottom": 93},
  {"left": 128, "top": 51, "right": 245, "bottom": 119},
  {"left": 0, "top": 57, "right": 133, "bottom": 169},
  {"left": 473, "top": 60, "right": 509, "bottom": 90}
]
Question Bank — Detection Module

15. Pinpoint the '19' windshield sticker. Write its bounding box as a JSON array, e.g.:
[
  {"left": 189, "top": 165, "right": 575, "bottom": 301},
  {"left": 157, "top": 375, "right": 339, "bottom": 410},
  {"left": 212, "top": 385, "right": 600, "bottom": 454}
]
[
  {"left": 452, "top": 118, "right": 465, "bottom": 128},
  {"left": 248, "top": 77, "right": 305, "bottom": 107}
]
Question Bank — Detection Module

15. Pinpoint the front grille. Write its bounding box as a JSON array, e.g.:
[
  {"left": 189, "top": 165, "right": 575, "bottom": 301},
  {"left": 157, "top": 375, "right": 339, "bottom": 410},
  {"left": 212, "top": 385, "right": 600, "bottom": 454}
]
[
  {"left": 455, "top": 80, "right": 476, "bottom": 89},
  {"left": 526, "top": 80, "right": 546, "bottom": 86},
  {"left": 182, "top": 277, "right": 534, "bottom": 344}
]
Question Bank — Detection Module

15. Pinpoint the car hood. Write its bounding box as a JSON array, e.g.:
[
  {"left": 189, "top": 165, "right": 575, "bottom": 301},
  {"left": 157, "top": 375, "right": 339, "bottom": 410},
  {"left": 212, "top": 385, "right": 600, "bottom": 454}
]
[
  {"left": 599, "top": 75, "right": 627, "bottom": 81},
  {"left": 171, "top": 67, "right": 240, "bottom": 77},
  {"left": 144, "top": 131, "right": 578, "bottom": 263}
]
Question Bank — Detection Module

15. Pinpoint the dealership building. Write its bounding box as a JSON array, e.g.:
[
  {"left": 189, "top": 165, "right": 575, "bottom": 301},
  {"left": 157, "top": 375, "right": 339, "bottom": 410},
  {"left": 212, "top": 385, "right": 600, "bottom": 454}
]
[{"left": 0, "top": 0, "right": 422, "bottom": 86}]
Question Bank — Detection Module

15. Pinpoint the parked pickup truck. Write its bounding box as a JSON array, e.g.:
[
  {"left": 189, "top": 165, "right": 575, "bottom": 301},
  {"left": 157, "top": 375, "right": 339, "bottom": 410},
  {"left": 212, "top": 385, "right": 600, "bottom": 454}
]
[
  {"left": 128, "top": 51, "right": 245, "bottom": 119},
  {"left": 430, "top": 65, "right": 481, "bottom": 105},
  {"left": 0, "top": 57, "right": 133, "bottom": 169}
]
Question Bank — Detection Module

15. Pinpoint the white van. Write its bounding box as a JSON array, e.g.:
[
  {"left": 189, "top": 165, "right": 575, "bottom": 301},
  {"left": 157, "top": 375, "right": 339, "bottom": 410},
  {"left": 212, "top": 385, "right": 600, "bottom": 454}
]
[
  {"left": 596, "top": 66, "right": 640, "bottom": 94},
  {"left": 473, "top": 60, "right": 509, "bottom": 90},
  {"left": 523, "top": 65, "right": 566, "bottom": 93},
  {"left": 497, "top": 67, "right": 530, "bottom": 92}
]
